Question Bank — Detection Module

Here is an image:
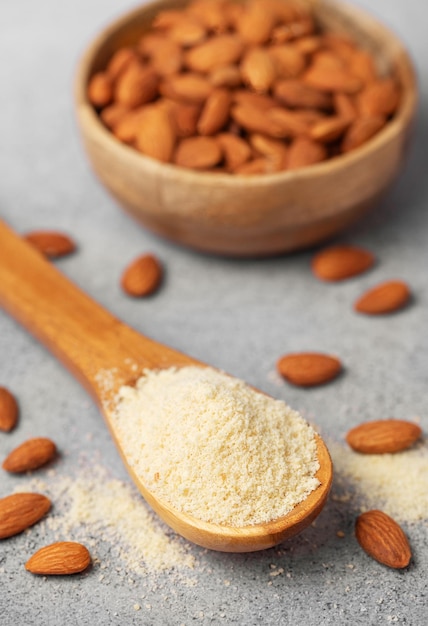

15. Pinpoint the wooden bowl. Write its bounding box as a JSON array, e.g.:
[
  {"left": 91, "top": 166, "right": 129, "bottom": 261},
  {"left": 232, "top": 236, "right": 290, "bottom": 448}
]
[{"left": 74, "top": 0, "right": 417, "bottom": 257}]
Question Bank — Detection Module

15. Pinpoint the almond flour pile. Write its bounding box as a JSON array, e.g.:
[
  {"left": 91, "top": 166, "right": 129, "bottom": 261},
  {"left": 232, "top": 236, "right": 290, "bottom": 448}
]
[{"left": 111, "top": 365, "right": 320, "bottom": 526}]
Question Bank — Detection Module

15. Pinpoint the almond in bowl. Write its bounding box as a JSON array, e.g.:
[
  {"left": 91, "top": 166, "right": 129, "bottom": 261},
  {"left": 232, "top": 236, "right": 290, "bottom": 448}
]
[{"left": 75, "top": 0, "right": 417, "bottom": 256}]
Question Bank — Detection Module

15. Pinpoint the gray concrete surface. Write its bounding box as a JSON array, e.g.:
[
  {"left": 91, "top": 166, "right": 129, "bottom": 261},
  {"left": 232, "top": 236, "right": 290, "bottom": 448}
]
[{"left": 0, "top": 1, "right": 427, "bottom": 624}]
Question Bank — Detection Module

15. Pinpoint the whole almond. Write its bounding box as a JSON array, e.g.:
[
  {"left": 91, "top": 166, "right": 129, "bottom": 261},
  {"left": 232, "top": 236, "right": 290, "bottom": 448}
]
[
  {"left": 210, "top": 65, "right": 242, "bottom": 88},
  {"left": 303, "top": 63, "right": 362, "bottom": 94},
  {"left": 197, "top": 88, "right": 232, "bottom": 135},
  {"left": 358, "top": 78, "right": 400, "bottom": 117},
  {"left": 114, "top": 61, "right": 159, "bottom": 108},
  {"left": 249, "top": 133, "right": 288, "bottom": 168},
  {"left": 0, "top": 493, "right": 51, "bottom": 539},
  {"left": 268, "top": 44, "right": 306, "bottom": 79},
  {"left": 3, "top": 437, "right": 57, "bottom": 473},
  {"left": 87, "top": 72, "right": 113, "bottom": 108},
  {"left": 234, "top": 157, "right": 271, "bottom": 175},
  {"left": 107, "top": 47, "right": 139, "bottom": 81},
  {"left": 354, "top": 280, "right": 411, "bottom": 315},
  {"left": 349, "top": 49, "right": 377, "bottom": 84},
  {"left": 170, "top": 102, "right": 201, "bottom": 137},
  {"left": 233, "top": 90, "right": 278, "bottom": 111},
  {"left": 121, "top": 254, "right": 163, "bottom": 297},
  {"left": 185, "top": 34, "right": 244, "bottom": 73},
  {"left": 333, "top": 92, "right": 358, "bottom": 122},
  {"left": 268, "top": 107, "right": 311, "bottom": 138},
  {"left": 274, "top": 79, "right": 331, "bottom": 110},
  {"left": 161, "top": 73, "right": 213, "bottom": 103},
  {"left": 135, "top": 106, "right": 176, "bottom": 162},
  {"left": 240, "top": 47, "right": 277, "bottom": 93},
  {"left": 217, "top": 133, "right": 252, "bottom": 170},
  {"left": 355, "top": 510, "right": 412, "bottom": 569},
  {"left": 237, "top": 1, "right": 276, "bottom": 45},
  {"left": 174, "top": 136, "right": 222, "bottom": 169},
  {"left": 287, "top": 136, "right": 326, "bottom": 168},
  {"left": 25, "top": 541, "right": 91, "bottom": 575},
  {"left": 112, "top": 107, "right": 147, "bottom": 144},
  {"left": 142, "top": 36, "right": 183, "bottom": 76},
  {"left": 311, "top": 245, "right": 375, "bottom": 281},
  {"left": 24, "top": 231, "right": 76, "bottom": 258},
  {"left": 100, "top": 103, "right": 131, "bottom": 131},
  {"left": 277, "top": 352, "right": 342, "bottom": 387},
  {"left": 309, "top": 116, "right": 351, "bottom": 143},
  {"left": 346, "top": 419, "right": 422, "bottom": 454},
  {"left": 187, "top": 0, "right": 229, "bottom": 33},
  {"left": 0, "top": 387, "right": 19, "bottom": 432},
  {"left": 231, "top": 103, "right": 285, "bottom": 137},
  {"left": 169, "top": 16, "right": 207, "bottom": 47},
  {"left": 341, "top": 115, "right": 386, "bottom": 152}
]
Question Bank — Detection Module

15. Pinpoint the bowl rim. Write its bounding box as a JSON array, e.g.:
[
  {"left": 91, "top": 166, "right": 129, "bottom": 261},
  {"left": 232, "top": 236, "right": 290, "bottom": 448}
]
[{"left": 74, "top": 0, "right": 418, "bottom": 188}]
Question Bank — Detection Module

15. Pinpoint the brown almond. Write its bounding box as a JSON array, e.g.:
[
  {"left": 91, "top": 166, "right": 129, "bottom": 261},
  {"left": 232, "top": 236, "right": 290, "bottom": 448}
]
[
  {"left": 355, "top": 510, "right": 412, "bottom": 569},
  {"left": 234, "top": 157, "right": 271, "bottom": 175},
  {"left": 237, "top": 1, "right": 276, "bottom": 45},
  {"left": 249, "top": 134, "right": 288, "bottom": 168},
  {"left": 354, "top": 280, "right": 411, "bottom": 315},
  {"left": 233, "top": 90, "right": 278, "bottom": 111},
  {"left": 174, "top": 136, "right": 222, "bottom": 169},
  {"left": 0, "top": 387, "right": 19, "bottom": 432},
  {"left": 333, "top": 92, "right": 358, "bottom": 122},
  {"left": 100, "top": 103, "right": 131, "bottom": 130},
  {"left": 121, "top": 254, "right": 163, "bottom": 298},
  {"left": 303, "top": 64, "right": 362, "bottom": 94},
  {"left": 294, "top": 35, "right": 323, "bottom": 55},
  {"left": 112, "top": 107, "right": 147, "bottom": 144},
  {"left": 106, "top": 47, "right": 139, "bottom": 81},
  {"left": 231, "top": 104, "right": 285, "bottom": 138},
  {"left": 87, "top": 72, "right": 113, "bottom": 108},
  {"left": 3, "top": 437, "right": 57, "bottom": 473},
  {"left": 152, "top": 9, "right": 184, "bottom": 29},
  {"left": 268, "top": 107, "right": 311, "bottom": 138},
  {"left": 25, "top": 231, "right": 76, "bottom": 258},
  {"left": 287, "top": 137, "right": 327, "bottom": 169},
  {"left": 311, "top": 245, "right": 375, "bottom": 281},
  {"left": 0, "top": 493, "right": 51, "bottom": 539},
  {"left": 161, "top": 73, "right": 213, "bottom": 103},
  {"left": 271, "top": 18, "right": 314, "bottom": 44},
  {"left": 197, "top": 88, "right": 231, "bottom": 135},
  {"left": 341, "top": 115, "right": 386, "bottom": 152},
  {"left": 277, "top": 352, "right": 342, "bottom": 387},
  {"left": 144, "top": 37, "right": 183, "bottom": 76},
  {"left": 169, "top": 16, "right": 207, "bottom": 47},
  {"left": 25, "top": 541, "right": 91, "bottom": 575},
  {"left": 217, "top": 133, "right": 252, "bottom": 170},
  {"left": 240, "top": 47, "right": 277, "bottom": 93},
  {"left": 346, "top": 419, "right": 422, "bottom": 454},
  {"left": 268, "top": 44, "right": 306, "bottom": 79},
  {"left": 349, "top": 49, "right": 378, "bottom": 84},
  {"left": 135, "top": 106, "right": 176, "bottom": 163},
  {"left": 210, "top": 65, "right": 242, "bottom": 88},
  {"left": 274, "top": 79, "right": 331, "bottom": 110},
  {"left": 358, "top": 78, "right": 400, "bottom": 117},
  {"left": 114, "top": 61, "right": 159, "bottom": 108},
  {"left": 310, "top": 116, "right": 351, "bottom": 143},
  {"left": 187, "top": 0, "right": 230, "bottom": 33},
  {"left": 185, "top": 34, "right": 244, "bottom": 73},
  {"left": 170, "top": 102, "right": 201, "bottom": 137}
]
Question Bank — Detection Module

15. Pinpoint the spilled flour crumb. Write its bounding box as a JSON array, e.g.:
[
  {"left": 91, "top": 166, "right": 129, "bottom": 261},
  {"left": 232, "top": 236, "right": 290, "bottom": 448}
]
[
  {"left": 15, "top": 465, "right": 195, "bottom": 575},
  {"left": 330, "top": 439, "right": 428, "bottom": 523}
]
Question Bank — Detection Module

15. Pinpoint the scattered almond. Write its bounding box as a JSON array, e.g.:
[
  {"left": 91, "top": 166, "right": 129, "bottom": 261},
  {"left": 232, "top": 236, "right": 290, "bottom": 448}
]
[
  {"left": 346, "top": 419, "right": 422, "bottom": 454},
  {"left": 121, "top": 254, "right": 163, "bottom": 297},
  {"left": 0, "top": 387, "right": 19, "bottom": 432},
  {"left": 277, "top": 352, "right": 342, "bottom": 387},
  {"left": 355, "top": 510, "right": 412, "bottom": 569},
  {"left": 2, "top": 437, "right": 57, "bottom": 473},
  {"left": 25, "top": 541, "right": 91, "bottom": 575},
  {"left": 24, "top": 231, "right": 76, "bottom": 259},
  {"left": 354, "top": 280, "right": 411, "bottom": 315},
  {"left": 0, "top": 493, "right": 51, "bottom": 539},
  {"left": 311, "top": 245, "right": 375, "bottom": 281}
]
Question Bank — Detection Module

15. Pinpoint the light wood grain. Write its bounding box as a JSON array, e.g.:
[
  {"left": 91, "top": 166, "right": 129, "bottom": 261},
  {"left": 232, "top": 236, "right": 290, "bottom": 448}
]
[
  {"left": 74, "top": 0, "right": 417, "bottom": 257},
  {"left": 0, "top": 219, "right": 332, "bottom": 551}
]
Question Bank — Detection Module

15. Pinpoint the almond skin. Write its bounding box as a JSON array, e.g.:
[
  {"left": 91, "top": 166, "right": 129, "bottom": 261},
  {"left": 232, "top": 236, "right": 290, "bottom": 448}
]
[
  {"left": 354, "top": 280, "right": 411, "bottom": 315},
  {"left": 121, "top": 254, "right": 163, "bottom": 297},
  {"left": 0, "top": 493, "right": 51, "bottom": 539},
  {"left": 25, "top": 541, "right": 91, "bottom": 575},
  {"left": 346, "top": 419, "right": 422, "bottom": 454},
  {"left": 0, "top": 387, "right": 19, "bottom": 432},
  {"left": 24, "top": 231, "right": 76, "bottom": 258},
  {"left": 355, "top": 510, "right": 412, "bottom": 569},
  {"left": 3, "top": 437, "right": 57, "bottom": 473},
  {"left": 277, "top": 352, "right": 342, "bottom": 387},
  {"left": 311, "top": 245, "right": 375, "bottom": 281}
]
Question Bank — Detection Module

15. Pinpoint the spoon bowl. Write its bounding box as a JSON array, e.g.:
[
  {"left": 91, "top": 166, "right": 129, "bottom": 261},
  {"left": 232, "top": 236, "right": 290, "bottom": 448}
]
[{"left": 0, "top": 219, "right": 332, "bottom": 551}]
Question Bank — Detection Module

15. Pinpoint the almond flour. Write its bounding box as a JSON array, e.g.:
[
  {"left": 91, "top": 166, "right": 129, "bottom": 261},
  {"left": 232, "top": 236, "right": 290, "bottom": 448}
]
[{"left": 111, "top": 365, "right": 320, "bottom": 527}]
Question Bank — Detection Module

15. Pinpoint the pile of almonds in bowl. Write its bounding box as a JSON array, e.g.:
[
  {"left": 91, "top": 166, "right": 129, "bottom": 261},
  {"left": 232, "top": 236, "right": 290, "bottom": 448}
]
[{"left": 87, "top": 0, "right": 402, "bottom": 174}]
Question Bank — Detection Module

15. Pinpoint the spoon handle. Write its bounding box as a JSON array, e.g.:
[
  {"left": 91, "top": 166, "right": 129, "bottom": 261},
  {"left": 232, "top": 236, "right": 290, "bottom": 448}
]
[{"left": 0, "top": 219, "right": 188, "bottom": 401}]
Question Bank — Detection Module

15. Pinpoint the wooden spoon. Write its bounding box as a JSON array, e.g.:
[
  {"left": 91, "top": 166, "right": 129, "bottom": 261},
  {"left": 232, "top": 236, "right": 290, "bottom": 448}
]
[{"left": 0, "top": 219, "right": 332, "bottom": 552}]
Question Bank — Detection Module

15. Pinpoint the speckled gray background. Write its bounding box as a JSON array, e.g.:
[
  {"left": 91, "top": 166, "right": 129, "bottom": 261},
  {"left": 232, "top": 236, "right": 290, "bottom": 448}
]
[{"left": 1, "top": 1, "right": 427, "bottom": 624}]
